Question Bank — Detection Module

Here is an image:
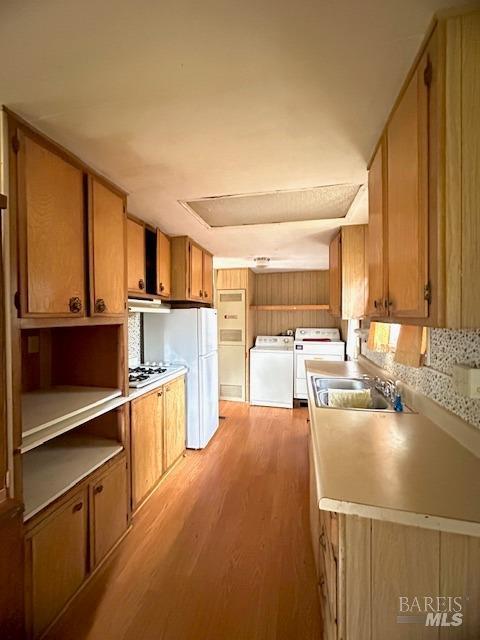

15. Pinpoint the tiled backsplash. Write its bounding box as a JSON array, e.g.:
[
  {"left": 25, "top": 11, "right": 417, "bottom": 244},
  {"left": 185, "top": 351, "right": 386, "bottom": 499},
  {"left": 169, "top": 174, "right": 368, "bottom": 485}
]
[
  {"left": 362, "top": 329, "right": 480, "bottom": 429},
  {"left": 128, "top": 312, "right": 142, "bottom": 366}
]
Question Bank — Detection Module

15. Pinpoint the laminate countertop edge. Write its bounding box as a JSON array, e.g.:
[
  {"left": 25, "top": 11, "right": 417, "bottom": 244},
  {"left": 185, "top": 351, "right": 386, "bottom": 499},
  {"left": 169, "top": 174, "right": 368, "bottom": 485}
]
[{"left": 306, "top": 360, "right": 480, "bottom": 537}]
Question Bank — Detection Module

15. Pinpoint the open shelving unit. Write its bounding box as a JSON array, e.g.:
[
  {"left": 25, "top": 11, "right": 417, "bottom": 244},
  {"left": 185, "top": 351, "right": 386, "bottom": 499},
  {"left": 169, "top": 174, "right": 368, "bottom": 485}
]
[
  {"left": 23, "top": 431, "right": 124, "bottom": 521},
  {"left": 21, "top": 389, "right": 126, "bottom": 453},
  {"left": 22, "top": 386, "right": 122, "bottom": 436}
]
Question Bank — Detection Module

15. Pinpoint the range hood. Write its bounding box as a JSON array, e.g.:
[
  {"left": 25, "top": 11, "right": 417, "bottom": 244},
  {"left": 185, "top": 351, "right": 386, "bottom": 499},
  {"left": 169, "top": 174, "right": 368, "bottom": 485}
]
[{"left": 128, "top": 298, "right": 171, "bottom": 314}]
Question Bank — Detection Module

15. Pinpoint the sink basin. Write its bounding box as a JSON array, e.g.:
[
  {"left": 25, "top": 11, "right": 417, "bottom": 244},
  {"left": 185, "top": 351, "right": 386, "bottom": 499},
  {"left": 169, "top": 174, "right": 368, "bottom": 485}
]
[{"left": 311, "top": 376, "right": 412, "bottom": 413}]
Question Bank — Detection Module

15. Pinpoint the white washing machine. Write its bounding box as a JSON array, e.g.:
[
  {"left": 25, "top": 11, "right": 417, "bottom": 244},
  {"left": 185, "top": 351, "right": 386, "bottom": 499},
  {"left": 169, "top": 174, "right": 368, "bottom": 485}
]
[
  {"left": 249, "top": 336, "right": 294, "bottom": 409},
  {"left": 294, "top": 328, "right": 345, "bottom": 399}
]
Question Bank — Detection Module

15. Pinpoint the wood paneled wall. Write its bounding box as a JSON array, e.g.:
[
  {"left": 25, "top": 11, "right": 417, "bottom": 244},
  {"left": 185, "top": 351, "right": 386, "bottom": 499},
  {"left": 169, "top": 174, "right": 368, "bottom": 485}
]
[{"left": 255, "top": 271, "right": 339, "bottom": 336}]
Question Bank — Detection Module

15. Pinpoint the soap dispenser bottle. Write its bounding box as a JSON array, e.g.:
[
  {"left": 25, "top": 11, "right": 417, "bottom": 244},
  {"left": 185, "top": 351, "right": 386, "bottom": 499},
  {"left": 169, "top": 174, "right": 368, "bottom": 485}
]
[{"left": 393, "top": 382, "right": 403, "bottom": 412}]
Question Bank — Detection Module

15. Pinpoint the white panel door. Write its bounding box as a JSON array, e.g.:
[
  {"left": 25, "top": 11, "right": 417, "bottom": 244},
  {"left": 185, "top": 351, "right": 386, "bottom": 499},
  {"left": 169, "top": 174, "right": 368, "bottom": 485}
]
[
  {"left": 219, "top": 344, "right": 245, "bottom": 401},
  {"left": 217, "top": 289, "right": 245, "bottom": 346}
]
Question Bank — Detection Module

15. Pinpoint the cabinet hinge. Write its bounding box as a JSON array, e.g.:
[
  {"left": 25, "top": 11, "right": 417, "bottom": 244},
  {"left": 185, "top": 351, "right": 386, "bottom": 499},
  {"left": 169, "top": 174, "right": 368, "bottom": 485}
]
[
  {"left": 424, "top": 59, "right": 433, "bottom": 88},
  {"left": 14, "top": 291, "right": 20, "bottom": 311},
  {"left": 11, "top": 135, "right": 20, "bottom": 154},
  {"left": 424, "top": 281, "right": 432, "bottom": 304}
]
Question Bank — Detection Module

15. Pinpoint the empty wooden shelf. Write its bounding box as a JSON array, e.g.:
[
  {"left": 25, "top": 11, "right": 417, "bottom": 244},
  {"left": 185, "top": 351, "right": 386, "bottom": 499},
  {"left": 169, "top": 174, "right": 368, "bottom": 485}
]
[
  {"left": 22, "top": 386, "right": 122, "bottom": 437},
  {"left": 23, "top": 432, "right": 124, "bottom": 521}
]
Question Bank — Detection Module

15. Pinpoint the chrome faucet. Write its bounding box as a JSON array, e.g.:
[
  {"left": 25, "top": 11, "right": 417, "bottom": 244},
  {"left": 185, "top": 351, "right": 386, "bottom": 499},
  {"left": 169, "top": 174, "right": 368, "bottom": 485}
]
[{"left": 373, "top": 377, "right": 397, "bottom": 402}]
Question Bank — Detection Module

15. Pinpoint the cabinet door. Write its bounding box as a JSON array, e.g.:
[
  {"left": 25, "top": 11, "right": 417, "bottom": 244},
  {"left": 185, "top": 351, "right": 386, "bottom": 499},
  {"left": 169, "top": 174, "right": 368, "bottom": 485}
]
[
  {"left": 156, "top": 230, "right": 171, "bottom": 297},
  {"left": 127, "top": 218, "right": 146, "bottom": 294},
  {"left": 202, "top": 251, "right": 213, "bottom": 303},
  {"left": 341, "top": 225, "right": 366, "bottom": 320},
  {"left": 329, "top": 232, "right": 342, "bottom": 316},
  {"left": 131, "top": 389, "right": 163, "bottom": 509},
  {"left": 29, "top": 490, "right": 88, "bottom": 638},
  {"left": 367, "top": 140, "right": 387, "bottom": 316},
  {"left": 163, "top": 377, "right": 185, "bottom": 470},
  {"left": 90, "top": 178, "right": 126, "bottom": 316},
  {"left": 91, "top": 458, "right": 128, "bottom": 566},
  {"left": 17, "top": 131, "right": 86, "bottom": 317},
  {"left": 189, "top": 243, "right": 204, "bottom": 301},
  {"left": 387, "top": 53, "right": 429, "bottom": 318}
]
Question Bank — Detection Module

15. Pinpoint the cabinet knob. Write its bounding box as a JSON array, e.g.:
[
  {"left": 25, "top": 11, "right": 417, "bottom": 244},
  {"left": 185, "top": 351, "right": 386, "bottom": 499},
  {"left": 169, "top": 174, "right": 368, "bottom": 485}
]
[
  {"left": 95, "top": 298, "right": 106, "bottom": 313},
  {"left": 69, "top": 297, "right": 82, "bottom": 313},
  {"left": 72, "top": 502, "right": 83, "bottom": 512},
  {"left": 203, "top": 290, "right": 208, "bottom": 298},
  {"left": 139, "top": 279, "right": 145, "bottom": 290},
  {"left": 159, "top": 283, "right": 164, "bottom": 292},
  {"left": 157, "top": 390, "right": 163, "bottom": 397},
  {"left": 199, "top": 289, "right": 203, "bottom": 297},
  {"left": 94, "top": 484, "right": 103, "bottom": 495}
]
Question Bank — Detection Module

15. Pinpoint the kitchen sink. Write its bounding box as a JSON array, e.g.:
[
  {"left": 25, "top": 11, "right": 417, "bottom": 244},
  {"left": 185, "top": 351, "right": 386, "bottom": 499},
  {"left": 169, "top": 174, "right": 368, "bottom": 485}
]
[{"left": 311, "top": 376, "right": 412, "bottom": 413}]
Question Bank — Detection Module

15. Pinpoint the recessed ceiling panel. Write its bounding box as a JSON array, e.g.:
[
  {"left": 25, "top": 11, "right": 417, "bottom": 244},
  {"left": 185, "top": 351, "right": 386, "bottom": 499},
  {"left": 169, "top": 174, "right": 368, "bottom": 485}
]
[{"left": 184, "top": 184, "right": 361, "bottom": 227}]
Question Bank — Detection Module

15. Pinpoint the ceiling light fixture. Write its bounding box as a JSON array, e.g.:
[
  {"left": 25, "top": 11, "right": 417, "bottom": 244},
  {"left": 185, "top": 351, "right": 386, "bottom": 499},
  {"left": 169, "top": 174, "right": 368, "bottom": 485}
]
[{"left": 254, "top": 257, "right": 271, "bottom": 269}]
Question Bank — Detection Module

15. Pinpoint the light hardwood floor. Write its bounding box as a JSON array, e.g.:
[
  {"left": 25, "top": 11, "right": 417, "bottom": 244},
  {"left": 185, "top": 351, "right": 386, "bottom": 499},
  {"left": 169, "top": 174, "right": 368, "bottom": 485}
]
[{"left": 46, "top": 402, "right": 322, "bottom": 640}]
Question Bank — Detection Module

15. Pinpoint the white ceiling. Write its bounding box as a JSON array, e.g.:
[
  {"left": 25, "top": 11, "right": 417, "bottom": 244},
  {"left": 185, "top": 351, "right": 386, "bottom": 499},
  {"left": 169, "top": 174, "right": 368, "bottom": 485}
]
[{"left": 0, "top": 0, "right": 465, "bottom": 270}]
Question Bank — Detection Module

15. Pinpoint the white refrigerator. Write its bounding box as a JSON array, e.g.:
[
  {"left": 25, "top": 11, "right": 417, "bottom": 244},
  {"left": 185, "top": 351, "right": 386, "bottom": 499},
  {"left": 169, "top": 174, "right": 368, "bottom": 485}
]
[{"left": 143, "top": 308, "right": 219, "bottom": 449}]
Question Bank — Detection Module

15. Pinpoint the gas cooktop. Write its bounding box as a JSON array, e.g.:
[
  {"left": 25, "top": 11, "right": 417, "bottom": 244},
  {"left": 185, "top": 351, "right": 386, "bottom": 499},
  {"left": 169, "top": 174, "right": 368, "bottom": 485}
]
[{"left": 128, "top": 363, "right": 168, "bottom": 388}]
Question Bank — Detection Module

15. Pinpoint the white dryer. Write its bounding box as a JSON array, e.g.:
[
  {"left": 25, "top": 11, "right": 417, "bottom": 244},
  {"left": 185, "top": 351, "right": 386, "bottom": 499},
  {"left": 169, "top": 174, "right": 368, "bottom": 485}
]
[
  {"left": 249, "top": 336, "right": 294, "bottom": 409},
  {"left": 294, "top": 328, "right": 345, "bottom": 399}
]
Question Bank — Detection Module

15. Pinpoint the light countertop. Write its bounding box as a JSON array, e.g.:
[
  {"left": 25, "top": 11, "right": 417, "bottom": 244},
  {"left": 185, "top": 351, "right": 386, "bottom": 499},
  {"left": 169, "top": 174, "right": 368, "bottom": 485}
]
[{"left": 307, "top": 360, "right": 480, "bottom": 536}]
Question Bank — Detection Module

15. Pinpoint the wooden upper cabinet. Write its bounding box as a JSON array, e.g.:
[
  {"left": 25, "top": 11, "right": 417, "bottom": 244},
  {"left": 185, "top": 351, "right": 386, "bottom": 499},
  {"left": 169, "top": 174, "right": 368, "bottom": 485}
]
[
  {"left": 367, "top": 140, "right": 387, "bottom": 317},
  {"left": 190, "top": 243, "right": 204, "bottom": 301},
  {"left": 202, "top": 251, "right": 213, "bottom": 303},
  {"left": 329, "top": 226, "right": 366, "bottom": 319},
  {"left": 342, "top": 225, "right": 367, "bottom": 319},
  {"left": 17, "top": 131, "right": 86, "bottom": 317},
  {"left": 90, "top": 178, "right": 126, "bottom": 316},
  {"left": 28, "top": 489, "right": 88, "bottom": 638},
  {"left": 170, "top": 236, "right": 213, "bottom": 303},
  {"left": 156, "top": 230, "right": 171, "bottom": 298},
  {"left": 90, "top": 458, "right": 128, "bottom": 566},
  {"left": 127, "top": 217, "right": 146, "bottom": 294},
  {"left": 386, "top": 52, "right": 429, "bottom": 319},
  {"left": 328, "top": 232, "right": 341, "bottom": 317},
  {"left": 163, "top": 376, "right": 185, "bottom": 470}
]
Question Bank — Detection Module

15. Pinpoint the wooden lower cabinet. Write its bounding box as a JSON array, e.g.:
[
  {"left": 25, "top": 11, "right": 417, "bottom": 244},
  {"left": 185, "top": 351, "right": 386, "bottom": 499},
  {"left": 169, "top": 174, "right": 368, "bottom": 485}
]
[
  {"left": 90, "top": 458, "right": 128, "bottom": 567},
  {"left": 130, "top": 376, "right": 186, "bottom": 511},
  {"left": 131, "top": 388, "right": 164, "bottom": 509},
  {"left": 25, "top": 455, "right": 128, "bottom": 638},
  {"left": 309, "top": 440, "right": 480, "bottom": 639},
  {"left": 26, "top": 489, "right": 88, "bottom": 639},
  {"left": 0, "top": 502, "right": 25, "bottom": 639},
  {"left": 163, "top": 376, "right": 186, "bottom": 471}
]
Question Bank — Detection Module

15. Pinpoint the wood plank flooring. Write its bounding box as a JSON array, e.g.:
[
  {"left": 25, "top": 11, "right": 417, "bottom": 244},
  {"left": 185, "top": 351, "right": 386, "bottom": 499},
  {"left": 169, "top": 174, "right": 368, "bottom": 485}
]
[{"left": 46, "top": 402, "right": 322, "bottom": 640}]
